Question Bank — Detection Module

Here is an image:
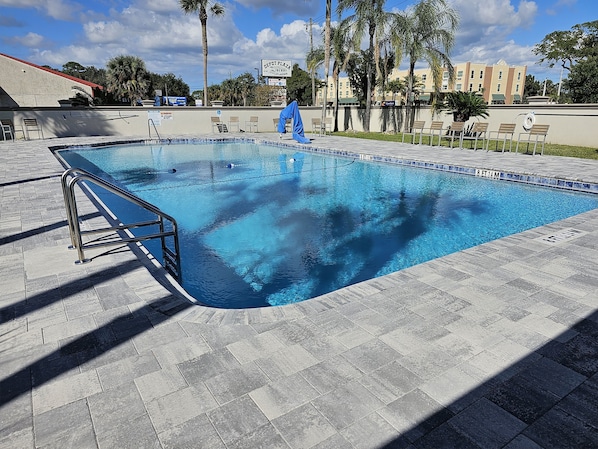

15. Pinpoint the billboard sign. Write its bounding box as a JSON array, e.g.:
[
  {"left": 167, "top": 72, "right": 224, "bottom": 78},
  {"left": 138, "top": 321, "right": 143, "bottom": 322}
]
[{"left": 262, "top": 59, "right": 292, "bottom": 78}]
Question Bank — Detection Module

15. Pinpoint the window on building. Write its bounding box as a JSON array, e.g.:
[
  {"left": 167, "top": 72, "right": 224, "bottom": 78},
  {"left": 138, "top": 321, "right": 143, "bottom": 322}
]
[
  {"left": 498, "top": 71, "right": 502, "bottom": 80},
  {"left": 469, "top": 83, "right": 473, "bottom": 91},
  {"left": 442, "top": 84, "right": 448, "bottom": 90},
  {"left": 517, "top": 72, "right": 521, "bottom": 80},
  {"left": 516, "top": 84, "right": 520, "bottom": 92},
  {"left": 471, "top": 70, "right": 474, "bottom": 78},
  {"left": 339, "top": 82, "right": 343, "bottom": 88},
  {"left": 443, "top": 71, "right": 449, "bottom": 79},
  {"left": 457, "top": 70, "right": 463, "bottom": 79},
  {"left": 478, "top": 83, "right": 482, "bottom": 91},
  {"left": 456, "top": 83, "right": 462, "bottom": 90},
  {"left": 479, "top": 70, "right": 483, "bottom": 79},
  {"left": 497, "top": 84, "right": 501, "bottom": 92},
  {"left": 345, "top": 91, "right": 348, "bottom": 97},
  {"left": 421, "top": 74, "right": 427, "bottom": 81}
]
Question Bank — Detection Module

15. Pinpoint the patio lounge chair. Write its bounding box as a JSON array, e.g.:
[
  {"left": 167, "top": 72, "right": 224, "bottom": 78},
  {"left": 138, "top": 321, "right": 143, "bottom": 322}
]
[
  {"left": 311, "top": 117, "right": 321, "bottom": 134},
  {"left": 444, "top": 121, "right": 466, "bottom": 148},
  {"left": 322, "top": 117, "right": 332, "bottom": 135},
  {"left": 245, "top": 116, "right": 258, "bottom": 132},
  {"left": 421, "top": 121, "right": 444, "bottom": 146},
  {"left": 486, "top": 123, "right": 516, "bottom": 152},
  {"left": 228, "top": 116, "right": 240, "bottom": 132},
  {"left": 211, "top": 116, "right": 227, "bottom": 133},
  {"left": 516, "top": 124, "right": 550, "bottom": 155},
  {"left": 402, "top": 120, "right": 426, "bottom": 144},
  {"left": 22, "top": 118, "right": 43, "bottom": 140},
  {"left": 461, "top": 122, "right": 488, "bottom": 151},
  {"left": 1, "top": 119, "right": 17, "bottom": 141}
]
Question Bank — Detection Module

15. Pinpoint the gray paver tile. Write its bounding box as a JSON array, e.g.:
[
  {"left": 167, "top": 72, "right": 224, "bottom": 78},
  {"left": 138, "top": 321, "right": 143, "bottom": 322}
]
[
  {"left": 205, "top": 362, "right": 270, "bottom": 405},
  {"left": 448, "top": 398, "right": 526, "bottom": 449},
  {"left": 228, "top": 423, "right": 291, "bottom": 449},
  {"left": 300, "top": 355, "right": 364, "bottom": 395},
  {"left": 341, "top": 412, "right": 405, "bottom": 449},
  {"left": 207, "top": 395, "right": 269, "bottom": 445},
  {"left": 271, "top": 403, "right": 337, "bottom": 449},
  {"left": 158, "top": 413, "right": 225, "bottom": 449},
  {"left": 311, "top": 380, "right": 384, "bottom": 430},
  {"left": 250, "top": 372, "right": 320, "bottom": 420},
  {"left": 359, "top": 360, "right": 422, "bottom": 404},
  {"left": 378, "top": 389, "right": 453, "bottom": 442},
  {"left": 32, "top": 369, "right": 102, "bottom": 415},
  {"left": 33, "top": 399, "right": 96, "bottom": 449},
  {"left": 146, "top": 384, "right": 218, "bottom": 434},
  {"left": 341, "top": 338, "right": 402, "bottom": 374}
]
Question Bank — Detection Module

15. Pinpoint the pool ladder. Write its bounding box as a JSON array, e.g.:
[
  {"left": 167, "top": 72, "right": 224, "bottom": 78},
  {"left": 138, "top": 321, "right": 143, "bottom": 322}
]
[{"left": 61, "top": 167, "right": 182, "bottom": 282}]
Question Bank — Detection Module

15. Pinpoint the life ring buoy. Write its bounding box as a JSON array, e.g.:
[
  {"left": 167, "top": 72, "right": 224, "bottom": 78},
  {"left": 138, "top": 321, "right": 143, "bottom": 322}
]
[{"left": 523, "top": 112, "right": 535, "bottom": 131}]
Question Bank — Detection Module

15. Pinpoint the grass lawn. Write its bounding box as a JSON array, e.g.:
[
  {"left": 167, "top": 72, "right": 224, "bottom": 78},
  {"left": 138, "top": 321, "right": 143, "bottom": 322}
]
[{"left": 334, "top": 131, "right": 598, "bottom": 160}]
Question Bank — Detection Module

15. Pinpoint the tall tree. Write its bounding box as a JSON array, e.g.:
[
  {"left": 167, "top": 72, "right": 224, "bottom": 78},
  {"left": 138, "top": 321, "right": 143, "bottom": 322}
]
[
  {"left": 534, "top": 20, "right": 598, "bottom": 104},
  {"left": 106, "top": 55, "right": 150, "bottom": 105},
  {"left": 179, "top": 0, "right": 225, "bottom": 107},
  {"left": 286, "top": 64, "right": 312, "bottom": 105},
  {"left": 533, "top": 20, "right": 598, "bottom": 73},
  {"left": 337, "top": 0, "right": 395, "bottom": 132},
  {"left": 306, "top": 47, "right": 325, "bottom": 106},
  {"left": 392, "top": 0, "right": 459, "bottom": 131},
  {"left": 564, "top": 56, "right": 598, "bottom": 103},
  {"left": 236, "top": 72, "right": 256, "bottom": 106},
  {"left": 329, "top": 22, "right": 353, "bottom": 131},
  {"left": 321, "top": 0, "right": 332, "bottom": 133}
]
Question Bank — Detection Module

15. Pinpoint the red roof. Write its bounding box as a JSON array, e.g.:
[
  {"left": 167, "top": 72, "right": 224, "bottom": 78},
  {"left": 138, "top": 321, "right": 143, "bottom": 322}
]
[{"left": 0, "top": 52, "right": 104, "bottom": 91}]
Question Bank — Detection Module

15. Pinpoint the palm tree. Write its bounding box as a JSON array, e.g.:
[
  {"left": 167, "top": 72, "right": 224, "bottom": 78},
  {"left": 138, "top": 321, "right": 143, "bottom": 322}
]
[
  {"left": 179, "top": 0, "right": 224, "bottom": 107},
  {"left": 392, "top": 0, "right": 459, "bottom": 131},
  {"left": 321, "top": 0, "right": 332, "bottom": 132},
  {"left": 327, "top": 22, "right": 353, "bottom": 131},
  {"left": 437, "top": 91, "right": 489, "bottom": 122},
  {"left": 337, "top": 0, "right": 395, "bottom": 132},
  {"left": 306, "top": 47, "right": 325, "bottom": 106},
  {"left": 106, "top": 55, "right": 150, "bottom": 105}
]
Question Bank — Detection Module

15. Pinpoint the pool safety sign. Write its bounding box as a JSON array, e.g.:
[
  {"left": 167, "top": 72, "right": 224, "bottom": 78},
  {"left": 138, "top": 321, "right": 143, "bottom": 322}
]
[{"left": 147, "top": 111, "right": 174, "bottom": 125}]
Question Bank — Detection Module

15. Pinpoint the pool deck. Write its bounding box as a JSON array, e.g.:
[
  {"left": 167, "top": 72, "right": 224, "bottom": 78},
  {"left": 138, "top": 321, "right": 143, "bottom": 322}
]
[{"left": 1, "top": 133, "right": 597, "bottom": 449}]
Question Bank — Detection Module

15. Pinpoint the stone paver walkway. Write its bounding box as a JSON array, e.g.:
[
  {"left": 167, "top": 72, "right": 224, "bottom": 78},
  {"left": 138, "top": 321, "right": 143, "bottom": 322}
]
[{"left": 1, "top": 133, "right": 597, "bottom": 449}]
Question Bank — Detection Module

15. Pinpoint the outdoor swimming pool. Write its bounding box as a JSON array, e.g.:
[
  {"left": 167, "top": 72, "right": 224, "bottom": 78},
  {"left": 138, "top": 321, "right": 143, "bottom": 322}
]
[{"left": 56, "top": 140, "right": 598, "bottom": 308}]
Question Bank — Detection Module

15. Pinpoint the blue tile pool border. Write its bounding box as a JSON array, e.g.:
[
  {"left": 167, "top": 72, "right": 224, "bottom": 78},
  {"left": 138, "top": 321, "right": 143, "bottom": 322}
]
[{"left": 49, "top": 137, "right": 598, "bottom": 195}]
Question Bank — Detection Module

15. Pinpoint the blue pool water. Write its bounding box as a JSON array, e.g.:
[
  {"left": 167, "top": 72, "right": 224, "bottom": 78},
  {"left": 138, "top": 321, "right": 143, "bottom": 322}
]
[{"left": 57, "top": 141, "right": 598, "bottom": 308}]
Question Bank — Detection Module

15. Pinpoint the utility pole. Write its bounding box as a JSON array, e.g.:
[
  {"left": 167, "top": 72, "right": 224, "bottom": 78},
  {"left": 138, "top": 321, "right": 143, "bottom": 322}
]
[
  {"left": 321, "top": 1, "right": 331, "bottom": 135},
  {"left": 309, "top": 18, "right": 315, "bottom": 106}
]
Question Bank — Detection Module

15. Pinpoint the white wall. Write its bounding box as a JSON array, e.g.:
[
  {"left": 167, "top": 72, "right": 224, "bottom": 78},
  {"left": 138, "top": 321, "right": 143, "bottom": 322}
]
[{"left": 1, "top": 103, "right": 597, "bottom": 147}]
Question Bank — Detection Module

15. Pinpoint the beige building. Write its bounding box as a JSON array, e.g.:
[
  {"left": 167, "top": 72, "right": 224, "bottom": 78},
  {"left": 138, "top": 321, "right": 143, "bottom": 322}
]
[
  {"left": 0, "top": 53, "right": 103, "bottom": 107},
  {"left": 318, "top": 59, "right": 526, "bottom": 106}
]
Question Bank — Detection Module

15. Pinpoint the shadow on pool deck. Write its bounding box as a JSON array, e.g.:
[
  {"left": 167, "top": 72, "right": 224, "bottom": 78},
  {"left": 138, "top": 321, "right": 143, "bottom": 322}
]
[{"left": 2, "top": 271, "right": 597, "bottom": 448}]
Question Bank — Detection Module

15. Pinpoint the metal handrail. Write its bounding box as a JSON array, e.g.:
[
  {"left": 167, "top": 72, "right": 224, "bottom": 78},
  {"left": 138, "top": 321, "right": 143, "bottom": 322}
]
[
  {"left": 148, "top": 118, "right": 161, "bottom": 140},
  {"left": 61, "top": 167, "right": 181, "bottom": 282}
]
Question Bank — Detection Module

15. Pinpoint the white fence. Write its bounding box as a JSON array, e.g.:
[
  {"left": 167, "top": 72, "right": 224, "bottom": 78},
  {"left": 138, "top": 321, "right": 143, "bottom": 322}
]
[{"left": 1, "top": 103, "right": 597, "bottom": 147}]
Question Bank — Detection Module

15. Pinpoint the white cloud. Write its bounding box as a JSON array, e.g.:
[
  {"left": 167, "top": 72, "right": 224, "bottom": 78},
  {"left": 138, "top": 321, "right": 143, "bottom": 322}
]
[
  {"left": 9, "top": 32, "right": 45, "bottom": 47},
  {"left": 0, "top": 0, "right": 82, "bottom": 20},
  {"left": 234, "top": 0, "right": 316, "bottom": 16},
  {"left": 446, "top": 0, "right": 539, "bottom": 67}
]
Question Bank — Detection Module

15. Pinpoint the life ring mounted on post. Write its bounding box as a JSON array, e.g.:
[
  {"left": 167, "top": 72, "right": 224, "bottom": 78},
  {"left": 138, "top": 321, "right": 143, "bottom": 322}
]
[{"left": 522, "top": 112, "right": 535, "bottom": 131}]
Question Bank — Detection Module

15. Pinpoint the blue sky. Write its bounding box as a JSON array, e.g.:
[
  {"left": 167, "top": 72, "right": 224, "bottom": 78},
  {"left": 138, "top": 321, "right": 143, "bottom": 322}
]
[{"left": 0, "top": 0, "right": 594, "bottom": 92}]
